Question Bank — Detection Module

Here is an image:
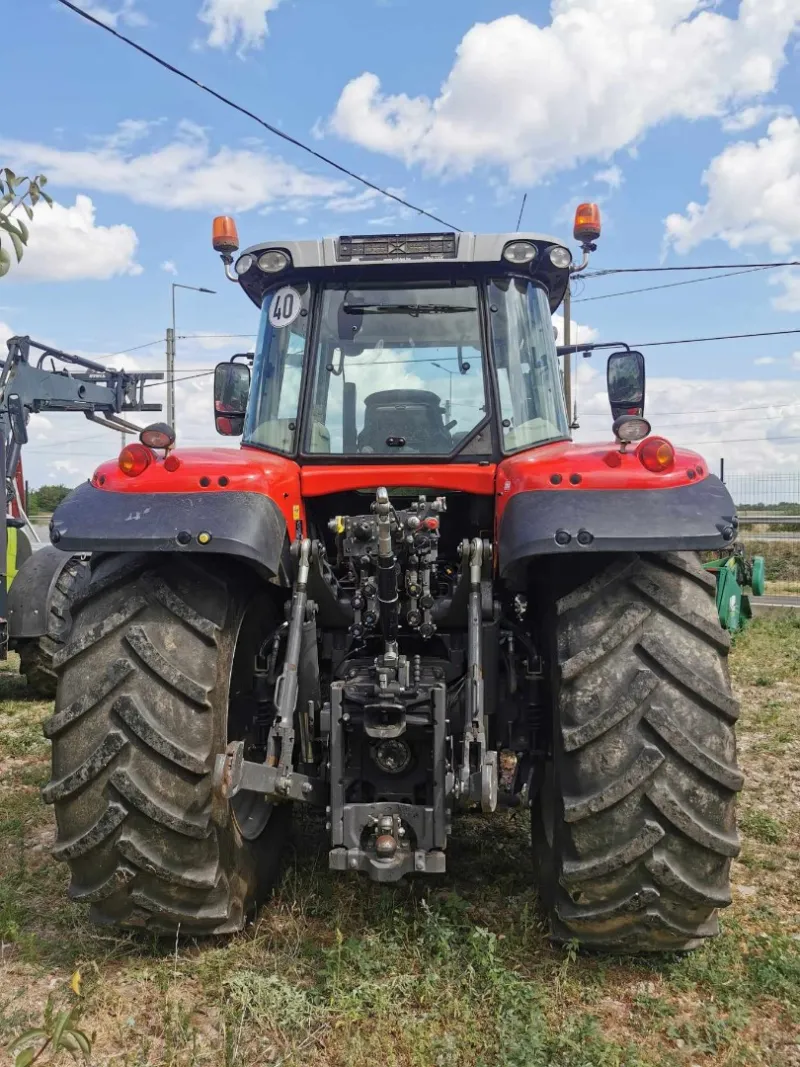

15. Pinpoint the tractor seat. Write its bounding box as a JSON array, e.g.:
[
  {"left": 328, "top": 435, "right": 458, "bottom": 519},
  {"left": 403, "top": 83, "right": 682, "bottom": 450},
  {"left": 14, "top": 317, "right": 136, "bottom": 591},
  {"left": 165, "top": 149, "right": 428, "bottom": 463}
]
[{"left": 358, "top": 389, "right": 451, "bottom": 454}]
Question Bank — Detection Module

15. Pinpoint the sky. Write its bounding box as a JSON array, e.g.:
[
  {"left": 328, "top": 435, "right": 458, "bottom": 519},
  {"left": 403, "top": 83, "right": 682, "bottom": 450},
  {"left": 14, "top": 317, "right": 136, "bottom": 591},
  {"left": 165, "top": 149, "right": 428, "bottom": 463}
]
[{"left": 2, "top": 0, "right": 800, "bottom": 488}]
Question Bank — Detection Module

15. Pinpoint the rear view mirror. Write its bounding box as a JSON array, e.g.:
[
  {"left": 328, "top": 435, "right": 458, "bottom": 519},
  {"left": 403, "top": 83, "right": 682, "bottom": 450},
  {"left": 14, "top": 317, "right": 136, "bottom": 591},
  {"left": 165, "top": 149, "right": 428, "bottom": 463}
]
[
  {"left": 607, "top": 350, "right": 645, "bottom": 420},
  {"left": 214, "top": 361, "right": 251, "bottom": 436}
]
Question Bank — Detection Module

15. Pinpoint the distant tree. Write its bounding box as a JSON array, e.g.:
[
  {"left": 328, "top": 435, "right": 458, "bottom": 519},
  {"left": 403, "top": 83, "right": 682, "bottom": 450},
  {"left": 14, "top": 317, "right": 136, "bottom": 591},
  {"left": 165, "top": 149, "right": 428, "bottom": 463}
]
[
  {"left": 0, "top": 168, "right": 52, "bottom": 278},
  {"left": 29, "top": 484, "right": 72, "bottom": 514}
]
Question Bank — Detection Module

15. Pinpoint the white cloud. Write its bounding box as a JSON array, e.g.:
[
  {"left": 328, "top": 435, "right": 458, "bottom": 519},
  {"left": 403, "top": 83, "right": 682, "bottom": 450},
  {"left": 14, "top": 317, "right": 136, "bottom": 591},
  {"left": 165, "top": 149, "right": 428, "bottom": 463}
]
[
  {"left": 96, "top": 118, "right": 166, "bottom": 151},
  {"left": 754, "top": 356, "right": 777, "bottom": 365},
  {"left": 11, "top": 196, "right": 141, "bottom": 282},
  {"left": 323, "top": 186, "right": 409, "bottom": 215},
  {"left": 771, "top": 268, "right": 800, "bottom": 311},
  {"left": 161, "top": 260, "right": 178, "bottom": 275},
  {"left": 198, "top": 0, "right": 284, "bottom": 53},
  {"left": 665, "top": 115, "right": 800, "bottom": 254},
  {"left": 328, "top": 1, "right": 800, "bottom": 184},
  {"left": 73, "top": 0, "right": 148, "bottom": 28},
  {"left": 721, "top": 104, "right": 792, "bottom": 131},
  {"left": 593, "top": 164, "right": 624, "bottom": 191},
  {"left": 553, "top": 313, "right": 597, "bottom": 346},
  {"left": 0, "top": 121, "right": 349, "bottom": 214}
]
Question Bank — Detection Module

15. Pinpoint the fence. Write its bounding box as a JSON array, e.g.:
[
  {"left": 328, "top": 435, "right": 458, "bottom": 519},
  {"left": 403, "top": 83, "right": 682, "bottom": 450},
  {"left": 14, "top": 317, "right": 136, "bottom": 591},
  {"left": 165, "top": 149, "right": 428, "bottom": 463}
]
[{"left": 724, "top": 472, "right": 800, "bottom": 598}]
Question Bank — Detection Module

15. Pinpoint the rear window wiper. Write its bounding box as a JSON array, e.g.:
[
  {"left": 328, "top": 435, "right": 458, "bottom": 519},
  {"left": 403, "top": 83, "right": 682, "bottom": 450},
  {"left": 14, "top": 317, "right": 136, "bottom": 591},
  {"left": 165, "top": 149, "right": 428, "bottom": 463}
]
[{"left": 342, "top": 303, "right": 476, "bottom": 316}]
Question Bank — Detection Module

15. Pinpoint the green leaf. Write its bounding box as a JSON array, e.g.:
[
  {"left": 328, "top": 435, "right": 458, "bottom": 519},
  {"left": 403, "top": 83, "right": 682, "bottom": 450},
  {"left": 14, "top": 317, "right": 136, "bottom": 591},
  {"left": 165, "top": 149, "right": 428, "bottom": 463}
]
[
  {"left": 28, "top": 184, "right": 40, "bottom": 207},
  {"left": 0, "top": 192, "right": 14, "bottom": 210},
  {"left": 16, "top": 217, "right": 29, "bottom": 243},
  {"left": 9, "top": 230, "right": 24, "bottom": 263},
  {"left": 51, "top": 1008, "right": 72, "bottom": 1052},
  {"left": 0, "top": 216, "right": 23, "bottom": 240},
  {"left": 70, "top": 1028, "right": 92, "bottom": 1055},
  {"left": 7, "top": 1029, "right": 48, "bottom": 1053},
  {"left": 59, "top": 1032, "right": 82, "bottom": 1059},
  {"left": 41, "top": 191, "right": 53, "bottom": 207},
  {"left": 15, "top": 1048, "right": 35, "bottom": 1067},
  {"left": 37, "top": 174, "right": 48, "bottom": 187},
  {"left": 23, "top": 202, "right": 33, "bottom": 220},
  {"left": 0, "top": 244, "right": 11, "bottom": 278}
]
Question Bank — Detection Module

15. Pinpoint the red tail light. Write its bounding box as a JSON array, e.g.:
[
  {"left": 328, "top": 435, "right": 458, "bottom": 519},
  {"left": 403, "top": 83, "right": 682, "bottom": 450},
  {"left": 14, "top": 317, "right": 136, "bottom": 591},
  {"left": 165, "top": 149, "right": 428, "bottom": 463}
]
[
  {"left": 119, "top": 443, "right": 153, "bottom": 477},
  {"left": 638, "top": 437, "right": 675, "bottom": 473}
]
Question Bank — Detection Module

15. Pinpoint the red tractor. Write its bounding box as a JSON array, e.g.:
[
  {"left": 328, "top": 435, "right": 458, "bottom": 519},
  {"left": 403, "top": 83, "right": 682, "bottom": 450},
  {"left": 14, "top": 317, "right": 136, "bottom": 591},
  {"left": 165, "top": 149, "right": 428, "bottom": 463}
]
[{"left": 45, "top": 205, "right": 741, "bottom": 951}]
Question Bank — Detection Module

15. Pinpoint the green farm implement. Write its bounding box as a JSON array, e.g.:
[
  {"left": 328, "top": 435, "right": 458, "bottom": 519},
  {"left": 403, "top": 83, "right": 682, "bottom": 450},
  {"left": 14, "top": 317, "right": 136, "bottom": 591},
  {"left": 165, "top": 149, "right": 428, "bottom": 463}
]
[{"left": 703, "top": 547, "right": 765, "bottom": 632}]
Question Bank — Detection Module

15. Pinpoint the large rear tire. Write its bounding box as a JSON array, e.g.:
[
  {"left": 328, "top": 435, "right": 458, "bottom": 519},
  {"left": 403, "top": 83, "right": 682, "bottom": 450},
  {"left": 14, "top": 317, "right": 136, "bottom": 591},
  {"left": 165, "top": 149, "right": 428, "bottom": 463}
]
[
  {"left": 17, "top": 556, "right": 90, "bottom": 699},
  {"left": 533, "top": 552, "right": 742, "bottom": 952},
  {"left": 43, "top": 554, "right": 290, "bottom": 935}
]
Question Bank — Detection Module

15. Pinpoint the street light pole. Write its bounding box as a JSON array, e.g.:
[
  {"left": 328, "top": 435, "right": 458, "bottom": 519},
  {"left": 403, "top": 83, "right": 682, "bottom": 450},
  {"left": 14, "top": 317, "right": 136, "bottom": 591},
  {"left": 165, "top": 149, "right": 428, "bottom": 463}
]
[{"left": 169, "top": 283, "right": 216, "bottom": 434}]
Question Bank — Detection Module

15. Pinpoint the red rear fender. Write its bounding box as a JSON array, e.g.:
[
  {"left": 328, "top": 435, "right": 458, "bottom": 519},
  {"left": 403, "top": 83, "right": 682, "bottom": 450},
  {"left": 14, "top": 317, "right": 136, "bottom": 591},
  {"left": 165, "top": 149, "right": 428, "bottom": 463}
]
[{"left": 91, "top": 446, "right": 303, "bottom": 533}]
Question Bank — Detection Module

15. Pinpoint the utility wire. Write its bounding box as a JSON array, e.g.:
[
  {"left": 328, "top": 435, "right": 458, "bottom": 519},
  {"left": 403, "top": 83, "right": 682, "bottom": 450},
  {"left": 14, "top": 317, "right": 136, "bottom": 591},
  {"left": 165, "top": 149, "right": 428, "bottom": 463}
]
[
  {"left": 177, "top": 334, "right": 256, "bottom": 340},
  {"left": 581, "top": 400, "right": 800, "bottom": 420},
  {"left": 56, "top": 0, "right": 460, "bottom": 232},
  {"left": 103, "top": 338, "right": 165, "bottom": 357},
  {"left": 515, "top": 194, "right": 528, "bottom": 232},
  {"left": 574, "top": 266, "right": 773, "bottom": 303},
  {"left": 630, "top": 327, "right": 800, "bottom": 349},
  {"left": 143, "top": 370, "right": 214, "bottom": 388},
  {"left": 584, "top": 260, "right": 800, "bottom": 278}
]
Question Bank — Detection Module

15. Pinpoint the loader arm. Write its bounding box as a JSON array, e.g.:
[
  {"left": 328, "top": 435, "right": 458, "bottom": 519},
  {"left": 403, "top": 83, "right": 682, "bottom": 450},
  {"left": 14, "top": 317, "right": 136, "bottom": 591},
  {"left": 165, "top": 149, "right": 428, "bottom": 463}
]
[{"left": 1, "top": 334, "right": 163, "bottom": 658}]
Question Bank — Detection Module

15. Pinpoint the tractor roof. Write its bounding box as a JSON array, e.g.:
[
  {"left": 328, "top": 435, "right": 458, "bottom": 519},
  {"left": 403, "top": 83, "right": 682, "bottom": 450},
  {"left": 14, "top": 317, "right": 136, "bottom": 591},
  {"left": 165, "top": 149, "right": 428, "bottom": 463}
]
[
  {"left": 234, "top": 231, "right": 572, "bottom": 311},
  {"left": 239, "top": 231, "right": 568, "bottom": 269}
]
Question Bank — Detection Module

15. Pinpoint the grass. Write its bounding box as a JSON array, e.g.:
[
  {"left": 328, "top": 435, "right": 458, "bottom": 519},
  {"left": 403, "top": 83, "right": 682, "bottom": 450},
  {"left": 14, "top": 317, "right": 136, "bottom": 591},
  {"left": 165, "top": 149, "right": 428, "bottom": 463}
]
[{"left": 2, "top": 615, "right": 800, "bottom": 1066}]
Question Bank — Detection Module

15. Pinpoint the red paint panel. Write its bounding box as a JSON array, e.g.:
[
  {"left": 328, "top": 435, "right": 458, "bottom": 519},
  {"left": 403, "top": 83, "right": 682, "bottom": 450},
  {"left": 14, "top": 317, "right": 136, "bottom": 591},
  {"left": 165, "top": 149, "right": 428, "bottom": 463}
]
[
  {"left": 91, "top": 446, "right": 303, "bottom": 532},
  {"left": 496, "top": 440, "right": 709, "bottom": 519},
  {"left": 301, "top": 464, "right": 497, "bottom": 497}
]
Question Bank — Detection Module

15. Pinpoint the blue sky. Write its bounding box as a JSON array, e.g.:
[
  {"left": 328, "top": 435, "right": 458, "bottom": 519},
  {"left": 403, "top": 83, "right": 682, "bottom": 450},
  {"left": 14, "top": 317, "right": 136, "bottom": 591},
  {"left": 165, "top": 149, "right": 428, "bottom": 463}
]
[{"left": 2, "top": 0, "right": 800, "bottom": 485}]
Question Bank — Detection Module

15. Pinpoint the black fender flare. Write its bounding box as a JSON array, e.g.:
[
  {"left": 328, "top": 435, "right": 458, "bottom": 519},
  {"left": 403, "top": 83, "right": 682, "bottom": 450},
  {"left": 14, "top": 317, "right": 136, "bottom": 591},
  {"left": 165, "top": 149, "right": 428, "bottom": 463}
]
[
  {"left": 8, "top": 544, "right": 83, "bottom": 640},
  {"left": 50, "top": 482, "right": 292, "bottom": 584},
  {"left": 498, "top": 475, "right": 737, "bottom": 579}
]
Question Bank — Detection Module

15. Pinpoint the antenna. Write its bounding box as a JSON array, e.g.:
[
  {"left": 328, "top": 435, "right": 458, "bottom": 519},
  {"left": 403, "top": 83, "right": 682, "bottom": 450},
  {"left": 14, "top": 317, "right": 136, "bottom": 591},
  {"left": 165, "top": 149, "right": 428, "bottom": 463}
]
[{"left": 515, "top": 194, "right": 528, "bottom": 232}]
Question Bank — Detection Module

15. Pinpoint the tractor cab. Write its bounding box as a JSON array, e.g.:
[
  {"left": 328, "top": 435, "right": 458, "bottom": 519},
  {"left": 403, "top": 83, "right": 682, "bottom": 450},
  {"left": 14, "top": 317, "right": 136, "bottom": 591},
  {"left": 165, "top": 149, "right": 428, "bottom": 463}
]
[{"left": 211, "top": 223, "right": 590, "bottom": 464}]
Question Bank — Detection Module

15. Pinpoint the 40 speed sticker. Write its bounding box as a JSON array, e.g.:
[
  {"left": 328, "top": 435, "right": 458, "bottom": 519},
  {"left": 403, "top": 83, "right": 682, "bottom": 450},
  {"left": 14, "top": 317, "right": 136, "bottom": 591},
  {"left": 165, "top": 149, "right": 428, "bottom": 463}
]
[{"left": 268, "top": 286, "right": 303, "bottom": 328}]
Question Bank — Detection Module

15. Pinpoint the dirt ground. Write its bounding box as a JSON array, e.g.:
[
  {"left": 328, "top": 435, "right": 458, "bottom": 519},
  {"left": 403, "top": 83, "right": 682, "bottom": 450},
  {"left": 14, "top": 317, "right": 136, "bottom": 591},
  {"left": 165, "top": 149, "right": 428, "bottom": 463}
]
[{"left": 1, "top": 613, "right": 798, "bottom": 1067}]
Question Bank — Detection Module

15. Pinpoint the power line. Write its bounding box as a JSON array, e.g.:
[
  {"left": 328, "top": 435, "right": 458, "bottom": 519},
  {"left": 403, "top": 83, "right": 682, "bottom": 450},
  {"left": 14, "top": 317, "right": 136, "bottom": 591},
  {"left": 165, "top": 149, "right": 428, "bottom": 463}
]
[
  {"left": 56, "top": 0, "right": 460, "bottom": 232},
  {"left": 583, "top": 413, "right": 798, "bottom": 432},
  {"left": 177, "top": 334, "right": 256, "bottom": 340},
  {"left": 144, "top": 370, "right": 214, "bottom": 388},
  {"left": 632, "top": 327, "right": 800, "bottom": 349},
  {"left": 574, "top": 266, "right": 772, "bottom": 303},
  {"left": 515, "top": 194, "right": 528, "bottom": 232},
  {"left": 103, "top": 338, "right": 165, "bottom": 358},
  {"left": 584, "top": 260, "right": 800, "bottom": 278},
  {"left": 667, "top": 433, "right": 800, "bottom": 446},
  {"left": 581, "top": 401, "right": 800, "bottom": 421}
]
